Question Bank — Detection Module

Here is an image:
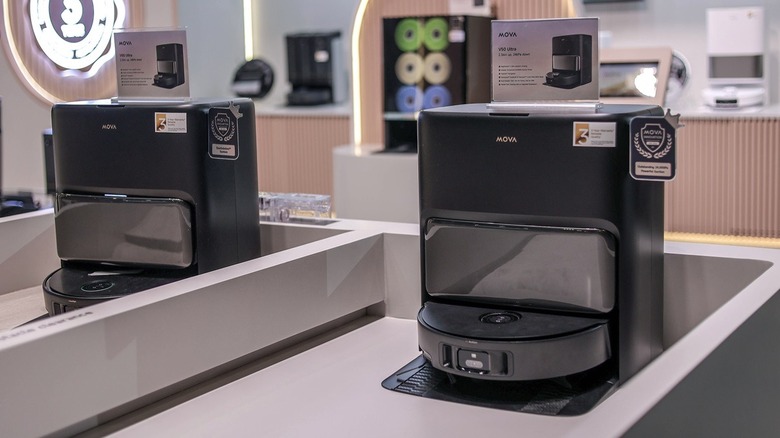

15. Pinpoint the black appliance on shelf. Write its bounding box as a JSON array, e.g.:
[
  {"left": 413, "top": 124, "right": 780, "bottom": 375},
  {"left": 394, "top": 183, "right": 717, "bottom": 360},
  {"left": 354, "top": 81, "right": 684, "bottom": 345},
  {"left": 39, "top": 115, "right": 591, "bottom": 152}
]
[
  {"left": 381, "top": 15, "right": 491, "bottom": 152},
  {"left": 232, "top": 59, "right": 275, "bottom": 99},
  {"left": 545, "top": 34, "right": 593, "bottom": 89},
  {"left": 285, "top": 31, "right": 344, "bottom": 106},
  {"left": 153, "top": 43, "right": 186, "bottom": 89},
  {"left": 43, "top": 99, "right": 260, "bottom": 315},
  {"left": 416, "top": 103, "right": 664, "bottom": 388},
  {"left": 43, "top": 128, "right": 55, "bottom": 195}
]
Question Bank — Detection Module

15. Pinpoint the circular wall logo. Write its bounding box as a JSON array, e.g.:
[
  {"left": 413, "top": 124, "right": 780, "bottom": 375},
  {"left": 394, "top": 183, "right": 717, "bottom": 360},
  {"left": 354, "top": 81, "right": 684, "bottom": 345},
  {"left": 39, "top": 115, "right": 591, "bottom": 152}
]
[
  {"left": 29, "top": 0, "right": 123, "bottom": 71},
  {"left": 2, "top": 0, "right": 136, "bottom": 102}
]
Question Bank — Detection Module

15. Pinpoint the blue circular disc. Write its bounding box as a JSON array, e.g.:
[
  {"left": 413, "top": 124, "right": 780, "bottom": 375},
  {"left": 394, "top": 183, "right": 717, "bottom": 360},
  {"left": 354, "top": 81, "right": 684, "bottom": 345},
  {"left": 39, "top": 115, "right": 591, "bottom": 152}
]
[
  {"left": 423, "top": 85, "right": 452, "bottom": 109},
  {"left": 395, "top": 85, "right": 423, "bottom": 112}
]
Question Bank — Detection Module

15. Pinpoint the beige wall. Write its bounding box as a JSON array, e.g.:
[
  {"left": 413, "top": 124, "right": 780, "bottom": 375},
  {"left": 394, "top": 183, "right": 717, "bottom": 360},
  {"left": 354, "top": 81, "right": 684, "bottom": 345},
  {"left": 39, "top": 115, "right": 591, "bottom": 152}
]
[{"left": 0, "top": 0, "right": 176, "bottom": 192}]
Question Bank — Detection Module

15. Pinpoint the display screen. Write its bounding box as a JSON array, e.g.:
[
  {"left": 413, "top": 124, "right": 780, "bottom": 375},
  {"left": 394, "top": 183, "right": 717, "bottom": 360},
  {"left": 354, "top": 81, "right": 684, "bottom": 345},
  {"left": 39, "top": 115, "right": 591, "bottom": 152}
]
[
  {"left": 709, "top": 55, "right": 763, "bottom": 79},
  {"left": 599, "top": 61, "right": 659, "bottom": 98},
  {"left": 424, "top": 220, "right": 616, "bottom": 313}
]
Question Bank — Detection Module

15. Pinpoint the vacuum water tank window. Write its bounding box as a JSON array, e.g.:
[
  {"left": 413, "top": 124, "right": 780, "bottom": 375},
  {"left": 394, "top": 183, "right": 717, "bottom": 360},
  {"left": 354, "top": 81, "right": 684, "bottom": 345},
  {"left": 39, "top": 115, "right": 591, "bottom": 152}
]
[
  {"left": 423, "top": 220, "right": 616, "bottom": 313},
  {"left": 157, "top": 60, "right": 176, "bottom": 74},
  {"left": 552, "top": 55, "right": 580, "bottom": 71},
  {"left": 55, "top": 194, "right": 194, "bottom": 268},
  {"left": 709, "top": 55, "right": 763, "bottom": 79}
]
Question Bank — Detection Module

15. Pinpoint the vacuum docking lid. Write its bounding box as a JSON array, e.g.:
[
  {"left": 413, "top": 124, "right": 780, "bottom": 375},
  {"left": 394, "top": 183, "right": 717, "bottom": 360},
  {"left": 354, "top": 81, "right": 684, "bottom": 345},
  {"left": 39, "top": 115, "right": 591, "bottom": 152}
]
[
  {"left": 55, "top": 194, "right": 194, "bottom": 268},
  {"left": 424, "top": 219, "right": 616, "bottom": 313}
]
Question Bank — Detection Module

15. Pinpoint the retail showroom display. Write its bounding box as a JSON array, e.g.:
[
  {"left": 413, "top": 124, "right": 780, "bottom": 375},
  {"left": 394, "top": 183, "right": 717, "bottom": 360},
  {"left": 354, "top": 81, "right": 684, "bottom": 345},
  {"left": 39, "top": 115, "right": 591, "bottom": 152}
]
[
  {"left": 43, "top": 99, "right": 260, "bottom": 315},
  {"left": 384, "top": 18, "right": 675, "bottom": 416}
]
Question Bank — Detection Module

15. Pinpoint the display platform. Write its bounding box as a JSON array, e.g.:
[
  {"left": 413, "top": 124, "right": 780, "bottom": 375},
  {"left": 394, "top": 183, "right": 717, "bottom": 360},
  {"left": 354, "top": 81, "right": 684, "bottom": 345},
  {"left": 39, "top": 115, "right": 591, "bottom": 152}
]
[
  {"left": 332, "top": 144, "right": 418, "bottom": 223},
  {"left": 1, "top": 210, "right": 779, "bottom": 436},
  {"left": 382, "top": 355, "right": 617, "bottom": 416}
]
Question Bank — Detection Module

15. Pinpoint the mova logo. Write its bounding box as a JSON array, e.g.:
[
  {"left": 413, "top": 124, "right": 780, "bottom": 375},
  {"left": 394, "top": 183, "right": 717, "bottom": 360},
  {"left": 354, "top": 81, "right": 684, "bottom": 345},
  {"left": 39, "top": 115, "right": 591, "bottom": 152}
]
[
  {"left": 118, "top": 41, "right": 132, "bottom": 46},
  {"left": 496, "top": 136, "right": 517, "bottom": 143},
  {"left": 101, "top": 124, "right": 117, "bottom": 130},
  {"left": 497, "top": 32, "right": 517, "bottom": 37},
  {"left": 29, "top": 0, "right": 125, "bottom": 71}
]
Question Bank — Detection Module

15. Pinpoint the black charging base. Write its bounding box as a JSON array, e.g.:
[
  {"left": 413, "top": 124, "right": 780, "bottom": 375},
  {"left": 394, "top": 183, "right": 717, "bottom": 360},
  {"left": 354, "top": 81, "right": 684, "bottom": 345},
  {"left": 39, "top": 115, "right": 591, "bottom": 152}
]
[
  {"left": 42, "top": 266, "right": 193, "bottom": 315},
  {"left": 382, "top": 355, "right": 617, "bottom": 416}
]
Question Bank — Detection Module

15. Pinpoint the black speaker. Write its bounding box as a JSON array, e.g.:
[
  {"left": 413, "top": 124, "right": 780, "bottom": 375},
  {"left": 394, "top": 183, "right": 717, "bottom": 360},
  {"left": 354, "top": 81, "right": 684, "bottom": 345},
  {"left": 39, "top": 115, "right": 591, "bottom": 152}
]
[{"left": 382, "top": 15, "right": 491, "bottom": 152}]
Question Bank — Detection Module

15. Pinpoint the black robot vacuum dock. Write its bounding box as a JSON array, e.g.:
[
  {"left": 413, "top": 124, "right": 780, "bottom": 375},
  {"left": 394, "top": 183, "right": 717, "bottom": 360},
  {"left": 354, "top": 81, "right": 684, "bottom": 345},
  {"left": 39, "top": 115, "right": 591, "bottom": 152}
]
[{"left": 383, "top": 102, "right": 665, "bottom": 416}]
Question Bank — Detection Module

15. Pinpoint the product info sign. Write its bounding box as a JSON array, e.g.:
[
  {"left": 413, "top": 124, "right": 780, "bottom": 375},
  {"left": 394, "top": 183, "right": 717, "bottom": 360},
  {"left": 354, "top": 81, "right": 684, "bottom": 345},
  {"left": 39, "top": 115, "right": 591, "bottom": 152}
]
[
  {"left": 491, "top": 18, "right": 599, "bottom": 103},
  {"left": 113, "top": 28, "right": 190, "bottom": 99}
]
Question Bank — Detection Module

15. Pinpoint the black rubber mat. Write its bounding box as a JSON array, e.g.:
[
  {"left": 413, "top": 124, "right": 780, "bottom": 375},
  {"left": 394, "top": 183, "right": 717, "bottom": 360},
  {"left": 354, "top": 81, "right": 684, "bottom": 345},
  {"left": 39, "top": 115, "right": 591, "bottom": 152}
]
[{"left": 382, "top": 355, "right": 618, "bottom": 416}]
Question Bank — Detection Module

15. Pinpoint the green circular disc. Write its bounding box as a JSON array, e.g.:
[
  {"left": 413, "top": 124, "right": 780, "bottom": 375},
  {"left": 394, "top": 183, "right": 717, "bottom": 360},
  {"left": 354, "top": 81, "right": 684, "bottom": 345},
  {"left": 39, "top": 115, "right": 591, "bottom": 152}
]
[
  {"left": 395, "top": 18, "right": 423, "bottom": 52},
  {"left": 424, "top": 18, "right": 449, "bottom": 52}
]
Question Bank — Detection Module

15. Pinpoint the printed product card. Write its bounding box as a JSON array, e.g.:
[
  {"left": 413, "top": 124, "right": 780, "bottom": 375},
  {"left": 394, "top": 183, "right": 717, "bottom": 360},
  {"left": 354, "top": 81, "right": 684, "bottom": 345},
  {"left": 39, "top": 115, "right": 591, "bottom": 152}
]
[
  {"left": 114, "top": 28, "right": 190, "bottom": 99},
  {"left": 492, "top": 18, "right": 599, "bottom": 102}
]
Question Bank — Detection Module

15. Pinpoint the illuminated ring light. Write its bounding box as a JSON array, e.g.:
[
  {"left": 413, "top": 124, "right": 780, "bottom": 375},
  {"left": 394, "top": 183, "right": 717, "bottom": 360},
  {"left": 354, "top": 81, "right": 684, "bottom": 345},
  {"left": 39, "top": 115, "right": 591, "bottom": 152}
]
[
  {"left": 394, "top": 52, "right": 424, "bottom": 85},
  {"left": 394, "top": 18, "right": 423, "bottom": 52},
  {"left": 422, "top": 85, "right": 451, "bottom": 109},
  {"left": 30, "top": 0, "right": 117, "bottom": 71},
  {"left": 423, "top": 17, "right": 449, "bottom": 52},
  {"left": 423, "top": 52, "right": 451, "bottom": 85},
  {"left": 395, "top": 85, "right": 423, "bottom": 113}
]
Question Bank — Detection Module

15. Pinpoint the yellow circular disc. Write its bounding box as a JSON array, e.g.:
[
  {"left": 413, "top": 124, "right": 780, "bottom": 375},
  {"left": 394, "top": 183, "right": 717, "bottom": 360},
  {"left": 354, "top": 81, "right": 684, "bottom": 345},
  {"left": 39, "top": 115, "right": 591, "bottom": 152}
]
[
  {"left": 395, "top": 52, "right": 425, "bottom": 85},
  {"left": 423, "top": 52, "right": 451, "bottom": 85}
]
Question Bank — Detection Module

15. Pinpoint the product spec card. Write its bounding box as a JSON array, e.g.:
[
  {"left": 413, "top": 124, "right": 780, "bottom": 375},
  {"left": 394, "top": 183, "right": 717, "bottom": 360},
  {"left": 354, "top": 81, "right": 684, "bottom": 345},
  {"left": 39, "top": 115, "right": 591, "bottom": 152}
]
[{"left": 491, "top": 18, "right": 599, "bottom": 102}]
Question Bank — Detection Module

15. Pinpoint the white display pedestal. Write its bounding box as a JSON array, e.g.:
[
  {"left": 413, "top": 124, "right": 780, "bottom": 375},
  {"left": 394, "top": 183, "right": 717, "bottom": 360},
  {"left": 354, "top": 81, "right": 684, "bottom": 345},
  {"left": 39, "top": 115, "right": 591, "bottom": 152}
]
[{"left": 332, "top": 144, "right": 418, "bottom": 223}]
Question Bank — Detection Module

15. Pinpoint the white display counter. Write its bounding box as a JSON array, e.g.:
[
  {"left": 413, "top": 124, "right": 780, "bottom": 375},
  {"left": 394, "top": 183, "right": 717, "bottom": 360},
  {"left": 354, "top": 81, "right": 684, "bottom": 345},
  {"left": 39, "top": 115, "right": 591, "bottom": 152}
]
[
  {"left": 1, "top": 210, "right": 779, "bottom": 436},
  {"left": 332, "top": 144, "right": 419, "bottom": 223}
]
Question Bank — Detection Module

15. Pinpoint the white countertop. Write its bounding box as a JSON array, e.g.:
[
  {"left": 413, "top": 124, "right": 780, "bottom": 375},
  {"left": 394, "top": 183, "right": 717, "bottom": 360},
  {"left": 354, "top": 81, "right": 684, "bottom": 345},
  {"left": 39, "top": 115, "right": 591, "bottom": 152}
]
[
  {"left": 100, "top": 240, "right": 780, "bottom": 437},
  {"left": 107, "top": 318, "right": 598, "bottom": 437}
]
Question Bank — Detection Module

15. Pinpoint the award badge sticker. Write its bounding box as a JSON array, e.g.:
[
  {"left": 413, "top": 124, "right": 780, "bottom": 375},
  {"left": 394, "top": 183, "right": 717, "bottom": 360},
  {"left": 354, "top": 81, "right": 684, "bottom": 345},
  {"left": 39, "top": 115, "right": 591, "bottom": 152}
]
[
  {"left": 629, "top": 110, "right": 682, "bottom": 181},
  {"left": 208, "top": 103, "right": 243, "bottom": 160}
]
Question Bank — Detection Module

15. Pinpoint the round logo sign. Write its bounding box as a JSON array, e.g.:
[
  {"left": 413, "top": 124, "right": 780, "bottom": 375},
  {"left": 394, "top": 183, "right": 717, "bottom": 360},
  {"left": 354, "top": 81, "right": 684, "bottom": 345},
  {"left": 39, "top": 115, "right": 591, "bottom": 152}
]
[{"left": 29, "top": 0, "right": 123, "bottom": 71}]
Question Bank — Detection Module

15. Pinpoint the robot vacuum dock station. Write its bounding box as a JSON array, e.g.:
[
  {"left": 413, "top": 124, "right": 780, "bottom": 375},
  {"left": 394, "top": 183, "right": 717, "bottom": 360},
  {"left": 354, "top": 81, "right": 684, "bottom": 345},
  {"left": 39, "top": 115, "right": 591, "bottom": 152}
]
[
  {"left": 153, "top": 43, "right": 186, "bottom": 89},
  {"left": 545, "top": 34, "right": 592, "bottom": 89},
  {"left": 43, "top": 99, "right": 261, "bottom": 315},
  {"left": 385, "top": 103, "right": 665, "bottom": 414}
]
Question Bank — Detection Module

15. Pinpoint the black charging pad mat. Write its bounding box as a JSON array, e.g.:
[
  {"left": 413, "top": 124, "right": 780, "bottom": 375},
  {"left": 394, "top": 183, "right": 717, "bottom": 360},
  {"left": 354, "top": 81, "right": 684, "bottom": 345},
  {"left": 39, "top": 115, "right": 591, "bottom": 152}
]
[{"left": 382, "top": 355, "right": 618, "bottom": 416}]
